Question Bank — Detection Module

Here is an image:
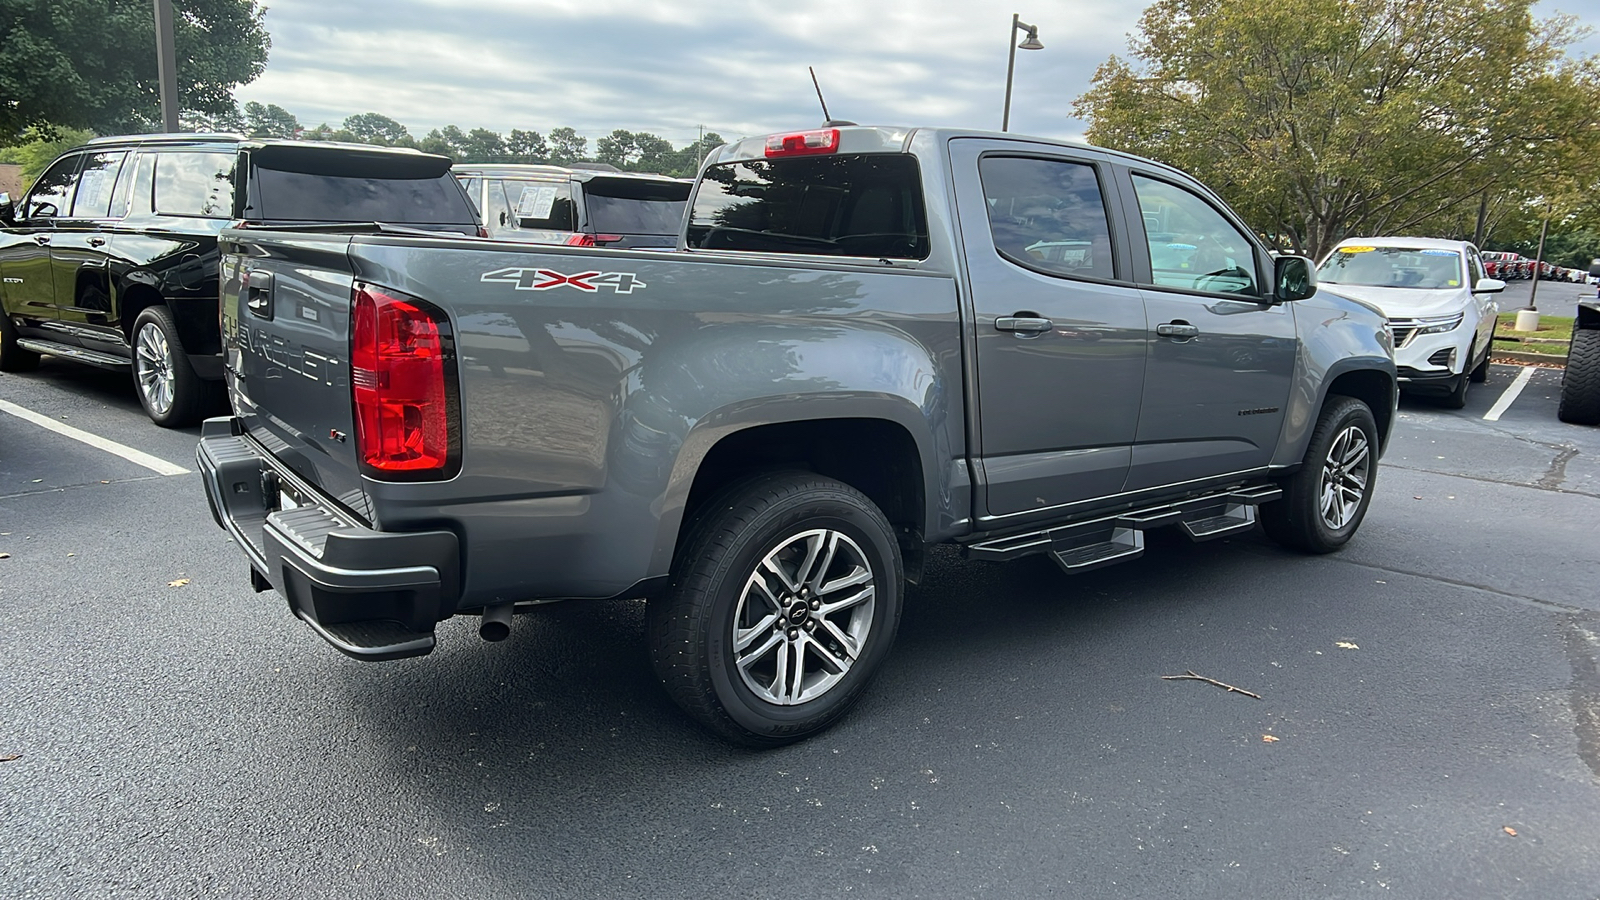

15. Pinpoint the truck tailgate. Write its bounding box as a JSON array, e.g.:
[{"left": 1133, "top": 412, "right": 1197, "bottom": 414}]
[{"left": 221, "top": 232, "right": 373, "bottom": 523}]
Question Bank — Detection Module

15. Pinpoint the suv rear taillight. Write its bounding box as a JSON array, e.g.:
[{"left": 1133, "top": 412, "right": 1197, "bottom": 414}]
[
  {"left": 351, "top": 283, "right": 459, "bottom": 479},
  {"left": 565, "top": 233, "right": 596, "bottom": 246}
]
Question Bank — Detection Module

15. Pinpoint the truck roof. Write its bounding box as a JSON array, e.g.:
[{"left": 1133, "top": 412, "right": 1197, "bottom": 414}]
[
  {"left": 707, "top": 125, "right": 1196, "bottom": 184},
  {"left": 450, "top": 163, "right": 689, "bottom": 185}
]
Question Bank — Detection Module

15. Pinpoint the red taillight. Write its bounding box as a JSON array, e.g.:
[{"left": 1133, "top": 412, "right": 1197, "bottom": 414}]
[
  {"left": 764, "top": 128, "right": 840, "bottom": 158},
  {"left": 477, "top": 225, "right": 489, "bottom": 238},
  {"left": 565, "top": 233, "right": 596, "bottom": 246},
  {"left": 351, "top": 283, "right": 454, "bottom": 476},
  {"left": 594, "top": 234, "right": 624, "bottom": 245}
]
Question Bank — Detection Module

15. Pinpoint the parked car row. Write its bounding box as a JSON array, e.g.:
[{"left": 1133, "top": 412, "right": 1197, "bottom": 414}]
[
  {"left": 1480, "top": 250, "right": 1588, "bottom": 283},
  {"left": 0, "top": 133, "right": 689, "bottom": 426}
]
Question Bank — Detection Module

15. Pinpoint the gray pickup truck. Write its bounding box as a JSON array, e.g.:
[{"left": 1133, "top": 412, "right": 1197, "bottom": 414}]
[{"left": 199, "top": 126, "right": 1397, "bottom": 745}]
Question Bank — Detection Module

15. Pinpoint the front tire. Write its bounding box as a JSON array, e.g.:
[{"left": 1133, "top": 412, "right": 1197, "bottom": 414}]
[
  {"left": 131, "top": 306, "right": 206, "bottom": 427},
  {"left": 1262, "top": 395, "right": 1380, "bottom": 553},
  {"left": 0, "top": 313, "right": 41, "bottom": 372},
  {"left": 648, "top": 471, "right": 903, "bottom": 747},
  {"left": 1558, "top": 329, "right": 1600, "bottom": 425}
]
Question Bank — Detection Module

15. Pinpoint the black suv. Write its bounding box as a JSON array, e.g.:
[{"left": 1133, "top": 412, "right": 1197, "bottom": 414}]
[
  {"left": 0, "top": 135, "right": 480, "bottom": 426},
  {"left": 454, "top": 164, "right": 691, "bottom": 250}
]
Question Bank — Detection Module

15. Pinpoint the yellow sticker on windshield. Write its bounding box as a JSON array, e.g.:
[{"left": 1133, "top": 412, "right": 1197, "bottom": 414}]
[
  {"left": 1341, "top": 246, "right": 1376, "bottom": 253},
  {"left": 1447, "top": 279, "right": 1459, "bottom": 286}
]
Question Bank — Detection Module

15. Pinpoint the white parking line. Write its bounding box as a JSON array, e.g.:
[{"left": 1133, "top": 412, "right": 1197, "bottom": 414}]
[
  {"left": 0, "top": 399, "right": 190, "bottom": 476},
  {"left": 1483, "top": 365, "right": 1536, "bottom": 422}
]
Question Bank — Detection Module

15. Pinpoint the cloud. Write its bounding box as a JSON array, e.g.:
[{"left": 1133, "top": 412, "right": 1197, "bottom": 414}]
[{"left": 233, "top": 0, "right": 1145, "bottom": 145}]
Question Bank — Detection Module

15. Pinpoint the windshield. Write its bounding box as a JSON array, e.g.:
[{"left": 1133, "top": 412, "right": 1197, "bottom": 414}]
[
  {"left": 687, "top": 154, "right": 929, "bottom": 259},
  {"left": 1317, "top": 246, "right": 1466, "bottom": 290}
]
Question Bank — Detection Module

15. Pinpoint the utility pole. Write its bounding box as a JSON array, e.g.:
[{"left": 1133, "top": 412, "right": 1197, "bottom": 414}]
[{"left": 154, "top": 0, "right": 180, "bottom": 132}]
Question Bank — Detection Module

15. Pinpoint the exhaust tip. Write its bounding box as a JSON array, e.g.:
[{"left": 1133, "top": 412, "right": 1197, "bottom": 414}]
[{"left": 479, "top": 603, "right": 513, "bottom": 642}]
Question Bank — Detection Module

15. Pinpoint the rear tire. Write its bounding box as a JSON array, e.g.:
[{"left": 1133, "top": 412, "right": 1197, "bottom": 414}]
[
  {"left": 0, "top": 313, "right": 41, "bottom": 372},
  {"left": 1558, "top": 329, "right": 1600, "bottom": 425},
  {"left": 648, "top": 471, "right": 903, "bottom": 747},
  {"left": 131, "top": 305, "right": 206, "bottom": 427},
  {"left": 1262, "top": 395, "right": 1379, "bottom": 554}
]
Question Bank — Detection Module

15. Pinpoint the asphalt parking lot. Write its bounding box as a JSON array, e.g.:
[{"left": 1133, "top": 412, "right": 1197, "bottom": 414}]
[{"left": 3, "top": 301, "right": 1599, "bottom": 898}]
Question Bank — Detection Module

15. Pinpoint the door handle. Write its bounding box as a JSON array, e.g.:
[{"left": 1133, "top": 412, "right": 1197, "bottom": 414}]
[
  {"left": 1157, "top": 321, "right": 1200, "bottom": 339},
  {"left": 32, "top": 235, "right": 49, "bottom": 245},
  {"left": 995, "top": 316, "right": 1053, "bottom": 334},
  {"left": 88, "top": 237, "right": 106, "bottom": 247}
]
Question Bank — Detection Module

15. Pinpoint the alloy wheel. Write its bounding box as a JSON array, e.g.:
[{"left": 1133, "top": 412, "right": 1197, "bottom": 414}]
[
  {"left": 135, "top": 322, "right": 176, "bottom": 417},
  {"left": 732, "top": 528, "right": 877, "bottom": 706},
  {"left": 1318, "top": 425, "right": 1370, "bottom": 530}
]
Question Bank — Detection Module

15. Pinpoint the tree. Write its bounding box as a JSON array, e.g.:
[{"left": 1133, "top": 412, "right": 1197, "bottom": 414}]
[
  {"left": 506, "top": 129, "right": 548, "bottom": 162},
  {"left": 1074, "top": 0, "right": 1600, "bottom": 258},
  {"left": 342, "top": 112, "right": 410, "bottom": 146},
  {"left": 181, "top": 103, "right": 246, "bottom": 135},
  {"left": 0, "top": 0, "right": 270, "bottom": 144},
  {"left": 0, "top": 126, "right": 96, "bottom": 184},
  {"left": 242, "top": 101, "right": 299, "bottom": 139},
  {"left": 461, "top": 128, "right": 507, "bottom": 162},
  {"left": 547, "top": 127, "right": 589, "bottom": 165}
]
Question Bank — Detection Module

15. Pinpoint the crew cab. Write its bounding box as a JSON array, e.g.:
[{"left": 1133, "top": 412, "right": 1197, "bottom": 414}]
[
  {"left": 198, "top": 126, "right": 1397, "bottom": 745},
  {"left": 0, "top": 135, "right": 478, "bottom": 425}
]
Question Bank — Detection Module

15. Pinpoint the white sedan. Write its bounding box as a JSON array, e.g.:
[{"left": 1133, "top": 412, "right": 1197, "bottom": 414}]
[{"left": 1316, "top": 237, "right": 1505, "bottom": 408}]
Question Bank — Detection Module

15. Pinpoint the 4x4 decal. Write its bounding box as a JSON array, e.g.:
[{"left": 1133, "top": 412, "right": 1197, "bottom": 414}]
[{"left": 481, "top": 267, "right": 647, "bottom": 294}]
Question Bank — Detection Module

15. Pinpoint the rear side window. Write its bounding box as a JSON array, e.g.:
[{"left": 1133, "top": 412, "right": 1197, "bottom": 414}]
[
  {"left": 70, "top": 151, "right": 127, "bottom": 218},
  {"left": 154, "top": 151, "right": 236, "bottom": 217},
  {"left": 253, "top": 169, "right": 476, "bottom": 224},
  {"left": 584, "top": 177, "right": 688, "bottom": 235},
  {"left": 978, "top": 156, "right": 1116, "bottom": 280},
  {"left": 687, "top": 154, "right": 929, "bottom": 259}
]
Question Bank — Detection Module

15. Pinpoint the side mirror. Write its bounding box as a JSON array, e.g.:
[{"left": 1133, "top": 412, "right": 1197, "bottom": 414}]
[
  {"left": 1472, "top": 277, "right": 1506, "bottom": 294},
  {"left": 1273, "top": 254, "right": 1317, "bottom": 302},
  {"left": 1588, "top": 258, "right": 1600, "bottom": 278},
  {"left": 0, "top": 193, "right": 12, "bottom": 225}
]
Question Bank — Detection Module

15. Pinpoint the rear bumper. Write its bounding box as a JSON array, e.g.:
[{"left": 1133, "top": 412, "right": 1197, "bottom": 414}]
[{"left": 197, "top": 416, "right": 459, "bottom": 661}]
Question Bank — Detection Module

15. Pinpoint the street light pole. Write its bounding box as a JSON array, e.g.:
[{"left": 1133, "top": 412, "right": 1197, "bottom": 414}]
[
  {"left": 153, "top": 0, "right": 179, "bottom": 132},
  {"left": 1001, "top": 13, "right": 1043, "bottom": 132}
]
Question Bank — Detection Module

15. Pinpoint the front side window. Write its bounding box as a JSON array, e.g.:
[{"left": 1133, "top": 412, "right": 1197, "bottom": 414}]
[
  {"left": 687, "top": 154, "right": 929, "bottom": 259},
  {"left": 978, "top": 156, "right": 1115, "bottom": 280},
  {"left": 1131, "top": 174, "right": 1258, "bottom": 296},
  {"left": 154, "top": 151, "right": 236, "bottom": 217},
  {"left": 70, "top": 151, "right": 128, "bottom": 218},
  {"left": 1318, "top": 247, "right": 1467, "bottom": 290},
  {"left": 25, "top": 154, "right": 82, "bottom": 220},
  {"left": 502, "top": 179, "right": 575, "bottom": 231}
]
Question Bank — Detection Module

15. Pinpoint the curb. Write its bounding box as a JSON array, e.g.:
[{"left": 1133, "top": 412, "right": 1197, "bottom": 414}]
[{"left": 1491, "top": 350, "right": 1566, "bottom": 367}]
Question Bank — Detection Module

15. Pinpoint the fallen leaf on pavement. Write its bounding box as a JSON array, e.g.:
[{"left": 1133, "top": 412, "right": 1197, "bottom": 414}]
[
  {"left": 1262, "top": 734, "right": 1280, "bottom": 743},
  {"left": 1335, "top": 641, "right": 1360, "bottom": 650},
  {"left": 1503, "top": 827, "right": 1517, "bottom": 837},
  {"left": 0, "top": 754, "right": 19, "bottom": 762},
  {"left": 168, "top": 578, "right": 190, "bottom": 587},
  {"left": 0, "top": 553, "right": 10, "bottom": 559}
]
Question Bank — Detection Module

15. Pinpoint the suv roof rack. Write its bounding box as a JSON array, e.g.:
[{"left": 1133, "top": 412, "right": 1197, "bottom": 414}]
[{"left": 85, "top": 132, "right": 248, "bottom": 145}]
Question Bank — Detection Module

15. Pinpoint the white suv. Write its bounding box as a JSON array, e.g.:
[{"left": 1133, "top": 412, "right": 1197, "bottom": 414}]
[{"left": 1317, "top": 237, "right": 1505, "bottom": 408}]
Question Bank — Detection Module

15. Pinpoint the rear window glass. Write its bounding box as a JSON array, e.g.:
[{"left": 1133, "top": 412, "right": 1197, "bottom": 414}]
[
  {"left": 252, "top": 169, "right": 476, "bottom": 224},
  {"left": 154, "top": 151, "right": 235, "bottom": 218},
  {"left": 504, "top": 179, "right": 576, "bottom": 231},
  {"left": 584, "top": 177, "right": 689, "bottom": 236},
  {"left": 687, "top": 154, "right": 929, "bottom": 259}
]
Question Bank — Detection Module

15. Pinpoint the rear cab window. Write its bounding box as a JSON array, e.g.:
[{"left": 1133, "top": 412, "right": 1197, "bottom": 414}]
[
  {"left": 583, "top": 176, "right": 688, "bottom": 235},
  {"left": 687, "top": 154, "right": 930, "bottom": 259},
  {"left": 244, "top": 147, "right": 477, "bottom": 227}
]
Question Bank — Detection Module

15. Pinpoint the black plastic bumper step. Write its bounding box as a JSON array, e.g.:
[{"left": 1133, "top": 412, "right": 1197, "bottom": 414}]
[
  {"left": 1050, "top": 527, "right": 1144, "bottom": 573},
  {"left": 305, "top": 617, "right": 436, "bottom": 662}
]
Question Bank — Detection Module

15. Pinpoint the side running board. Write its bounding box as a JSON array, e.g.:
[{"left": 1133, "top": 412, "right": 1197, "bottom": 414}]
[{"left": 964, "top": 483, "right": 1283, "bottom": 576}]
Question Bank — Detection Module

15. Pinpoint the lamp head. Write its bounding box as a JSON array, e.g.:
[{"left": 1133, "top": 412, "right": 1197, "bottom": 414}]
[{"left": 1018, "top": 27, "right": 1043, "bottom": 50}]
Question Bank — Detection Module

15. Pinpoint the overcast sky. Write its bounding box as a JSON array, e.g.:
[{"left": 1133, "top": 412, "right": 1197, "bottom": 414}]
[{"left": 234, "top": 0, "right": 1600, "bottom": 150}]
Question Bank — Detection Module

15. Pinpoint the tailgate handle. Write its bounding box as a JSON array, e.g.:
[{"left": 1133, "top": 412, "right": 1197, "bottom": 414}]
[{"left": 246, "top": 270, "right": 274, "bottom": 320}]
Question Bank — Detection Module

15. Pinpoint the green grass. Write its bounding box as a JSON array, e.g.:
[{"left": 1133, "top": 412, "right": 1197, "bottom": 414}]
[{"left": 1495, "top": 312, "right": 1574, "bottom": 339}]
